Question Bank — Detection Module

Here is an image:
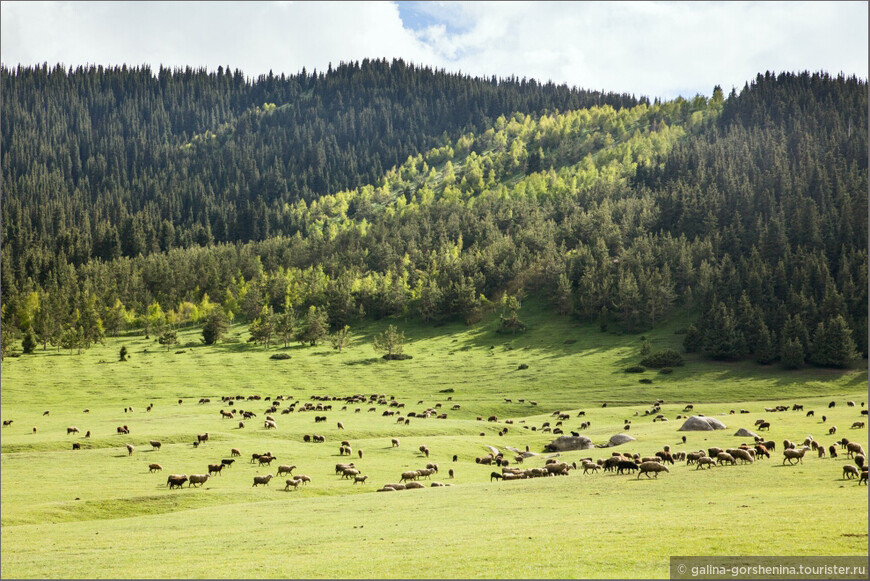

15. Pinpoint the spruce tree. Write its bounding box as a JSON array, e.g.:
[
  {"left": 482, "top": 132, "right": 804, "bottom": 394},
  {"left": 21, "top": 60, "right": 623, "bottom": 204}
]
[
  {"left": 754, "top": 322, "right": 776, "bottom": 364},
  {"left": 780, "top": 337, "right": 805, "bottom": 369}
]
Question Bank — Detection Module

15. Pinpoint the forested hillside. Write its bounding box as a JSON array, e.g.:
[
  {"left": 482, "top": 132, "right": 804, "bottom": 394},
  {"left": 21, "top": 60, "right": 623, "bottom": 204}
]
[{"left": 1, "top": 65, "right": 866, "bottom": 370}]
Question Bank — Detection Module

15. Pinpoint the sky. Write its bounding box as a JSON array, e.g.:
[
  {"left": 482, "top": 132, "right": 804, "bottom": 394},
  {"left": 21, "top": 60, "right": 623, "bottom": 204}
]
[{"left": 1, "top": 1, "right": 867, "bottom": 100}]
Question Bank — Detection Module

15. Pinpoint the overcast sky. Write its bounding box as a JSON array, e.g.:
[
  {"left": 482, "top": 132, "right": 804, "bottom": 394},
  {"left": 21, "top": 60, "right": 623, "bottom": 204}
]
[{"left": 1, "top": 1, "right": 866, "bottom": 99}]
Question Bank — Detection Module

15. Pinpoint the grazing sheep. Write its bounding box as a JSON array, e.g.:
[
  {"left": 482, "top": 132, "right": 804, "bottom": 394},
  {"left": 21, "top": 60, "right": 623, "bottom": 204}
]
[
  {"left": 490, "top": 471, "right": 503, "bottom": 481},
  {"left": 851, "top": 422, "right": 865, "bottom": 429},
  {"left": 843, "top": 465, "right": 859, "bottom": 479},
  {"left": 846, "top": 443, "right": 865, "bottom": 458},
  {"left": 806, "top": 410, "right": 815, "bottom": 417},
  {"left": 448, "top": 469, "right": 454, "bottom": 478},
  {"left": 149, "top": 440, "right": 161, "bottom": 451},
  {"left": 238, "top": 421, "right": 245, "bottom": 429},
  {"left": 716, "top": 452, "right": 736, "bottom": 466},
  {"left": 855, "top": 455, "right": 866, "bottom": 469},
  {"left": 43, "top": 411, "right": 49, "bottom": 416},
  {"left": 72, "top": 443, "right": 81, "bottom": 450},
  {"left": 296, "top": 475, "right": 311, "bottom": 485},
  {"left": 341, "top": 468, "right": 360, "bottom": 479},
  {"left": 284, "top": 478, "right": 301, "bottom": 491},
  {"left": 167, "top": 475, "right": 188, "bottom": 489},
  {"left": 221, "top": 459, "right": 235, "bottom": 468},
  {"left": 829, "top": 401, "right": 836, "bottom": 408},
  {"left": 197, "top": 432, "right": 209, "bottom": 444},
  {"left": 638, "top": 462, "right": 670, "bottom": 479},
  {"left": 708, "top": 447, "right": 724, "bottom": 458},
  {"left": 829, "top": 426, "right": 837, "bottom": 435},
  {"left": 337, "top": 422, "right": 344, "bottom": 430},
  {"left": 277, "top": 465, "right": 296, "bottom": 476},
  {"left": 405, "top": 482, "right": 425, "bottom": 489},
  {"left": 757, "top": 421, "right": 771, "bottom": 431},
  {"left": 829, "top": 445, "right": 838, "bottom": 458},
  {"left": 358, "top": 449, "right": 364, "bottom": 459},
  {"left": 2, "top": 420, "right": 12, "bottom": 426},
  {"left": 400, "top": 470, "right": 419, "bottom": 482},
  {"left": 231, "top": 448, "right": 241, "bottom": 457},
  {"left": 353, "top": 475, "right": 368, "bottom": 485},
  {"left": 186, "top": 474, "right": 209, "bottom": 487},
  {"left": 126, "top": 443, "right": 134, "bottom": 456},
  {"left": 730, "top": 449, "right": 754, "bottom": 464},
  {"left": 782, "top": 447, "right": 809, "bottom": 465},
  {"left": 817, "top": 446, "right": 826, "bottom": 458},
  {"left": 616, "top": 460, "right": 640, "bottom": 475},
  {"left": 149, "top": 463, "right": 163, "bottom": 472},
  {"left": 391, "top": 438, "right": 400, "bottom": 447},
  {"left": 848, "top": 401, "right": 856, "bottom": 407},
  {"left": 258, "top": 455, "right": 276, "bottom": 466},
  {"left": 32, "top": 427, "right": 37, "bottom": 433},
  {"left": 67, "top": 426, "right": 80, "bottom": 435},
  {"left": 264, "top": 420, "right": 277, "bottom": 429},
  {"left": 860, "top": 470, "right": 868, "bottom": 485},
  {"left": 696, "top": 457, "right": 716, "bottom": 469},
  {"left": 208, "top": 464, "right": 224, "bottom": 476},
  {"left": 252, "top": 474, "right": 274, "bottom": 487}
]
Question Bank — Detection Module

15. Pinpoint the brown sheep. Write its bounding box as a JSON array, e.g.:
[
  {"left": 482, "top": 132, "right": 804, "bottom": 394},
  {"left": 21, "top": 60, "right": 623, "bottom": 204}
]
[
  {"left": 391, "top": 438, "right": 400, "bottom": 447},
  {"left": 231, "top": 448, "right": 241, "bottom": 457},
  {"left": 843, "top": 465, "right": 859, "bottom": 479},
  {"left": 208, "top": 464, "right": 224, "bottom": 476},
  {"left": 72, "top": 443, "right": 81, "bottom": 450},
  {"left": 448, "top": 468, "right": 454, "bottom": 478},
  {"left": 296, "top": 475, "right": 311, "bottom": 485},
  {"left": 400, "top": 470, "right": 419, "bottom": 482},
  {"left": 353, "top": 475, "right": 368, "bottom": 485},
  {"left": 859, "top": 469, "right": 868, "bottom": 485},
  {"left": 67, "top": 426, "right": 80, "bottom": 435},
  {"left": 149, "top": 463, "right": 163, "bottom": 472},
  {"left": 167, "top": 475, "right": 188, "bottom": 489},
  {"left": 828, "top": 426, "right": 837, "bottom": 435},
  {"left": 637, "top": 461, "right": 669, "bottom": 479},
  {"left": 277, "top": 465, "right": 296, "bottom": 476},
  {"left": 851, "top": 422, "right": 865, "bottom": 429},
  {"left": 696, "top": 457, "right": 716, "bottom": 469},
  {"left": 284, "top": 478, "right": 301, "bottom": 491},
  {"left": 252, "top": 474, "right": 274, "bottom": 486},
  {"left": 846, "top": 442, "right": 865, "bottom": 458},
  {"left": 149, "top": 440, "right": 161, "bottom": 451},
  {"left": 126, "top": 443, "right": 134, "bottom": 456}
]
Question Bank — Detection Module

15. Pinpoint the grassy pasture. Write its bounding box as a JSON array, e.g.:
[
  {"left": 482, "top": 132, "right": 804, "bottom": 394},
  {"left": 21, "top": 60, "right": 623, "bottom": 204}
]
[{"left": 1, "top": 310, "right": 867, "bottom": 578}]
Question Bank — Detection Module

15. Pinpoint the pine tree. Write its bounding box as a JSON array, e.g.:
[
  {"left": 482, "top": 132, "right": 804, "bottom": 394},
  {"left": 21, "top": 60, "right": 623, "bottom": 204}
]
[
  {"left": 754, "top": 322, "right": 776, "bottom": 364},
  {"left": 373, "top": 324, "right": 406, "bottom": 359},
  {"left": 202, "top": 308, "right": 228, "bottom": 345},
  {"left": 330, "top": 325, "right": 352, "bottom": 352},
  {"left": 298, "top": 305, "right": 328, "bottom": 346},
  {"left": 249, "top": 306, "right": 275, "bottom": 347},
  {"left": 701, "top": 303, "right": 746, "bottom": 361},
  {"left": 683, "top": 324, "right": 703, "bottom": 353},
  {"left": 780, "top": 337, "right": 805, "bottom": 369}
]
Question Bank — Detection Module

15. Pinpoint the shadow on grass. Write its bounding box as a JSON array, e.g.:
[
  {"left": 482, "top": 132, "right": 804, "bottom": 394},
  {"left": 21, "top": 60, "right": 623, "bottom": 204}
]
[{"left": 344, "top": 358, "right": 382, "bottom": 366}]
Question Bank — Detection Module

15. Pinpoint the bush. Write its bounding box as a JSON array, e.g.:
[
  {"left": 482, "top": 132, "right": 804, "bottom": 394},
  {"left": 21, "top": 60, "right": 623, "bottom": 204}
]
[
  {"left": 269, "top": 353, "right": 291, "bottom": 360},
  {"left": 659, "top": 367, "right": 673, "bottom": 374},
  {"left": 383, "top": 353, "right": 412, "bottom": 360},
  {"left": 640, "top": 349, "right": 684, "bottom": 368},
  {"left": 639, "top": 378, "right": 653, "bottom": 384},
  {"left": 517, "top": 363, "right": 529, "bottom": 370},
  {"left": 625, "top": 365, "right": 646, "bottom": 373},
  {"left": 439, "top": 388, "right": 455, "bottom": 393}
]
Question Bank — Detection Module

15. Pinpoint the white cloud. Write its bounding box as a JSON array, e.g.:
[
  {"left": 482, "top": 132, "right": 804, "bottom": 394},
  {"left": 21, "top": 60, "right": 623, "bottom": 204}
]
[{"left": 1, "top": 1, "right": 866, "bottom": 99}]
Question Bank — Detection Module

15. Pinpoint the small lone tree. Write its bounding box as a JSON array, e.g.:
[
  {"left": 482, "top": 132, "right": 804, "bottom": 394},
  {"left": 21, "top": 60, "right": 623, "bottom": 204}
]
[
  {"left": 373, "top": 324, "right": 405, "bottom": 359},
  {"left": 330, "top": 325, "right": 352, "bottom": 353},
  {"left": 158, "top": 329, "right": 178, "bottom": 350},
  {"left": 21, "top": 328, "right": 37, "bottom": 354},
  {"left": 119, "top": 345, "right": 128, "bottom": 362},
  {"left": 202, "top": 309, "right": 228, "bottom": 345},
  {"left": 497, "top": 295, "right": 526, "bottom": 335}
]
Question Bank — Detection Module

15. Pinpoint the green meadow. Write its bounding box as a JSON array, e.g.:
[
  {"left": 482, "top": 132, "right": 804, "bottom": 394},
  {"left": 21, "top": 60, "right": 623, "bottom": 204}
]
[{"left": 1, "top": 308, "right": 867, "bottom": 578}]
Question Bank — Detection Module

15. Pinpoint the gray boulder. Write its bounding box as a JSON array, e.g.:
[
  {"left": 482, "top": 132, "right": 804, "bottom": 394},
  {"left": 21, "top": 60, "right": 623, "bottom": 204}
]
[
  {"left": 607, "top": 433, "right": 636, "bottom": 447},
  {"left": 543, "top": 435, "right": 595, "bottom": 452},
  {"left": 678, "top": 415, "right": 727, "bottom": 431},
  {"left": 734, "top": 427, "right": 759, "bottom": 438}
]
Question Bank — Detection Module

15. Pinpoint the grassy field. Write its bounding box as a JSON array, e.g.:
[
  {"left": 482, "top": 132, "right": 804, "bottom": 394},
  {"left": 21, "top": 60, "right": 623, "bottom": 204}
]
[{"left": 1, "top": 308, "right": 867, "bottom": 578}]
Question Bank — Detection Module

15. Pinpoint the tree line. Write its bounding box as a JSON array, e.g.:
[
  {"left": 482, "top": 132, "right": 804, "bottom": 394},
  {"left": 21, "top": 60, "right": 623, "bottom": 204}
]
[{"left": 1, "top": 69, "right": 866, "bottom": 372}]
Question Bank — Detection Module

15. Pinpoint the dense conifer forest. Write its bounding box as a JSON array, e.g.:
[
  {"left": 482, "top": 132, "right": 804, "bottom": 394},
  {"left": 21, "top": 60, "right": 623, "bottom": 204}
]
[{"left": 1, "top": 60, "right": 866, "bottom": 368}]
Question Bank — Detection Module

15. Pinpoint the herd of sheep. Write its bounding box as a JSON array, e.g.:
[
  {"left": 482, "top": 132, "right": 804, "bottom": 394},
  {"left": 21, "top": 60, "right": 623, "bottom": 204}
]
[{"left": 4, "top": 393, "right": 868, "bottom": 497}]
